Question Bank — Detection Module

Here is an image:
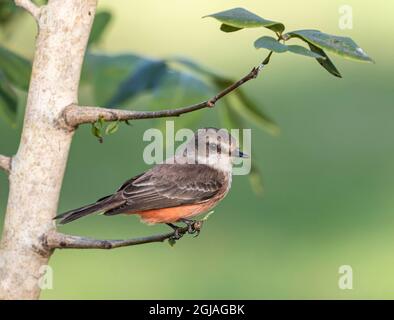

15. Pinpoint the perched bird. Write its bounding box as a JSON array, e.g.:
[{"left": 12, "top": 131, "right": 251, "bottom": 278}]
[{"left": 55, "top": 128, "right": 248, "bottom": 231}]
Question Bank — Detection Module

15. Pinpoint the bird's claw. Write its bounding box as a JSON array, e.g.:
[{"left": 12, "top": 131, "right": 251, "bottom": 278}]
[
  {"left": 195, "top": 221, "right": 204, "bottom": 237},
  {"left": 168, "top": 219, "right": 204, "bottom": 240},
  {"left": 187, "top": 220, "right": 203, "bottom": 237},
  {"left": 180, "top": 218, "right": 202, "bottom": 231},
  {"left": 166, "top": 223, "right": 184, "bottom": 240},
  {"left": 171, "top": 228, "right": 183, "bottom": 240},
  {"left": 187, "top": 223, "right": 196, "bottom": 234}
]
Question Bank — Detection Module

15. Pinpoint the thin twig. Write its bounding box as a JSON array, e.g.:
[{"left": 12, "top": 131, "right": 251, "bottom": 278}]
[
  {"left": 14, "top": 0, "right": 41, "bottom": 21},
  {"left": 0, "top": 155, "right": 11, "bottom": 174},
  {"left": 62, "top": 58, "right": 271, "bottom": 129},
  {"left": 45, "top": 221, "right": 203, "bottom": 250}
]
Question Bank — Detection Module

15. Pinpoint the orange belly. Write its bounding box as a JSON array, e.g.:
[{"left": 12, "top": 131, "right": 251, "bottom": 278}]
[{"left": 132, "top": 202, "right": 214, "bottom": 224}]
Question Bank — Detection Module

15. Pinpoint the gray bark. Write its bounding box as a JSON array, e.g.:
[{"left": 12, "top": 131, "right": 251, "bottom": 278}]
[{"left": 0, "top": 0, "right": 97, "bottom": 300}]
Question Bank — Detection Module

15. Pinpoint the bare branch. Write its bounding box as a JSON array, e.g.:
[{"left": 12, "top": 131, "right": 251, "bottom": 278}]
[
  {"left": 0, "top": 155, "right": 11, "bottom": 174},
  {"left": 14, "top": 0, "right": 41, "bottom": 21},
  {"left": 62, "top": 63, "right": 268, "bottom": 128},
  {"left": 44, "top": 221, "right": 203, "bottom": 249}
]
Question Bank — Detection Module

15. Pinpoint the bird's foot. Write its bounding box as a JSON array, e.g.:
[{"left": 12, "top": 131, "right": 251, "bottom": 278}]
[
  {"left": 166, "top": 223, "right": 184, "bottom": 240},
  {"left": 167, "top": 220, "right": 203, "bottom": 240},
  {"left": 191, "top": 220, "right": 203, "bottom": 237},
  {"left": 180, "top": 218, "right": 196, "bottom": 234},
  {"left": 179, "top": 218, "right": 203, "bottom": 237}
]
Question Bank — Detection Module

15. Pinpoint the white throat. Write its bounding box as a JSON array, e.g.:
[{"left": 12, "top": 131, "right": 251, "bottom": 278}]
[
  {"left": 196, "top": 154, "right": 233, "bottom": 173},
  {"left": 167, "top": 153, "right": 234, "bottom": 173}
]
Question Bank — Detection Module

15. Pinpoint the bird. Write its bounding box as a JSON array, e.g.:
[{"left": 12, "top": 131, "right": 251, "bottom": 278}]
[{"left": 55, "top": 128, "right": 248, "bottom": 233}]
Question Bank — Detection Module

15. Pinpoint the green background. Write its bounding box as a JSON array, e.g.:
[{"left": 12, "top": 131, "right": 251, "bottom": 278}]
[{"left": 1, "top": 0, "right": 394, "bottom": 299}]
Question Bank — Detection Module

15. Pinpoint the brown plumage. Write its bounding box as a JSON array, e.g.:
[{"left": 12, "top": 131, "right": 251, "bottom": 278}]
[
  {"left": 56, "top": 164, "right": 229, "bottom": 224},
  {"left": 55, "top": 128, "right": 245, "bottom": 225}
]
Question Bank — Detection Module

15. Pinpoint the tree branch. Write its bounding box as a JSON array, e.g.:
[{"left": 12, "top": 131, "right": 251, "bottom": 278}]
[
  {"left": 0, "top": 155, "right": 11, "bottom": 174},
  {"left": 44, "top": 221, "right": 203, "bottom": 249},
  {"left": 1, "top": 0, "right": 97, "bottom": 299},
  {"left": 62, "top": 62, "right": 268, "bottom": 128},
  {"left": 14, "top": 0, "right": 41, "bottom": 21}
]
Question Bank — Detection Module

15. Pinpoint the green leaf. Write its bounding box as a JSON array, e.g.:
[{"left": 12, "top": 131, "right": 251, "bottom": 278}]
[
  {"left": 152, "top": 69, "right": 213, "bottom": 107},
  {"left": 254, "top": 36, "right": 288, "bottom": 53},
  {"left": 212, "top": 67, "right": 278, "bottom": 135},
  {"left": 151, "top": 69, "right": 214, "bottom": 129},
  {"left": 81, "top": 53, "right": 144, "bottom": 105},
  {"left": 88, "top": 11, "right": 112, "bottom": 47},
  {"left": 0, "top": 45, "right": 31, "bottom": 90},
  {"left": 254, "top": 36, "right": 325, "bottom": 58},
  {"left": 286, "top": 45, "right": 325, "bottom": 59},
  {"left": 168, "top": 238, "right": 176, "bottom": 247},
  {"left": 0, "top": 71, "right": 18, "bottom": 125},
  {"left": 173, "top": 56, "right": 279, "bottom": 146},
  {"left": 91, "top": 121, "right": 103, "bottom": 143},
  {"left": 108, "top": 59, "right": 168, "bottom": 105},
  {"left": 169, "top": 56, "right": 232, "bottom": 85},
  {"left": 233, "top": 90, "right": 279, "bottom": 136},
  {"left": 105, "top": 121, "right": 119, "bottom": 135},
  {"left": 204, "top": 7, "right": 285, "bottom": 33},
  {"left": 0, "top": 1, "right": 19, "bottom": 26},
  {"left": 91, "top": 122, "right": 101, "bottom": 137},
  {"left": 249, "top": 164, "right": 264, "bottom": 195},
  {"left": 220, "top": 24, "right": 242, "bottom": 33},
  {"left": 308, "top": 43, "right": 342, "bottom": 78},
  {"left": 218, "top": 100, "right": 243, "bottom": 131},
  {"left": 286, "top": 29, "right": 374, "bottom": 63},
  {"left": 98, "top": 116, "right": 105, "bottom": 128}
]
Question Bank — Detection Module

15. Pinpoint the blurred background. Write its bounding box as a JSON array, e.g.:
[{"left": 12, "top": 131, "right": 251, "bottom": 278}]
[{"left": 1, "top": 0, "right": 394, "bottom": 299}]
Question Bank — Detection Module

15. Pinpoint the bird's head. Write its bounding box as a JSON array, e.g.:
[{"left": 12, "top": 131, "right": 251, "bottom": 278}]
[{"left": 176, "top": 128, "right": 248, "bottom": 172}]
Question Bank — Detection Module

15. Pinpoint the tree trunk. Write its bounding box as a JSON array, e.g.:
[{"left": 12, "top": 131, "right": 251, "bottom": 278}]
[{"left": 0, "top": 0, "right": 97, "bottom": 299}]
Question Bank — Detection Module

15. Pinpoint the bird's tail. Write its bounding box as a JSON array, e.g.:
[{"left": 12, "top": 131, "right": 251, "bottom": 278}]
[{"left": 55, "top": 195, "right": 122, "bottom": 224}]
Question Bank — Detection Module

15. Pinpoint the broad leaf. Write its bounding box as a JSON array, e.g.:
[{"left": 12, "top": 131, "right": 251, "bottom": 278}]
[
  {"left": 151, "top": 69, "right": 213, "bottom": 107},
  {"left": 0, "top": 45, "right": 31, "bottom": 90},
  {"left": 200, "top": 62, "right": 279, "bottom": 135},
  {"left": 153, "top": 69, "right": 215, "bottom": 134},
  {"left": 218, "top": 99, "right": 245, "bottom": 132},
  {"left": 88, "top": 11, "right": 112, "bottom": 47},
  {"left": 108, "top": 59, "right": 167, "bottom": 105},
  {"left": 0, "top": 1, "right": 19, "bottom": 27},
  {"left": 233, "top": 90, "right": 279, "bottom": 136},
  {"left": 254, "top": 36, "right": 288, "bottom": 53},
  {"left": 220, "top": 24, "right": 242, "bottom": 33},
  {"left": 286, "top": 29, "right": 374, "bottom": 63},
  {"left": 81, "top": 53, "right": 144, "bottom": 105},
  {"left": 169, "top": 56, "right": 231, "bottom": 84},
  {"left": 151, "top": 69, "right": 214, "bottom": 129},
  {"left": 308, "top": 43, "right": 342, "bottom": 78},
  {"left": 286, "top": 45, "right": 325, "bottom": 59},
  {"left": 254, "top": 36, "right": 324, "bottom": 58},
  {"left": 204, "top": 7, "right": 285, "bottom": 33},
  {"left": 249, "top": 163, "right": 264, "bottom": 195},
  {"left": 0, "top": 71, "right": 17, "bottom": 124}
]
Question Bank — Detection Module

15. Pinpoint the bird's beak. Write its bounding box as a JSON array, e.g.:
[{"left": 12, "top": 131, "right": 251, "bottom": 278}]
[{"left": 236, "top": 148, "right": 249, "bottom": 158}]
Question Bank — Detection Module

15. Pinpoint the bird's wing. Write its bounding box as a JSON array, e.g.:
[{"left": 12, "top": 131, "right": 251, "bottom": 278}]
[{"left": 104, "top": 164, "right": 226, "bottom": 215}]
